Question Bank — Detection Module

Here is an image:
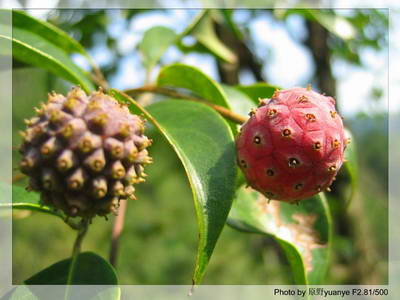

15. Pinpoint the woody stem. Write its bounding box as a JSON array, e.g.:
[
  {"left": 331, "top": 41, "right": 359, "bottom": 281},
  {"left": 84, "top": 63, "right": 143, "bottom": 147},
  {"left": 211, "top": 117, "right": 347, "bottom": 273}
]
[{"left": 124, "top": 86, "right": 247, "bottom": 125}]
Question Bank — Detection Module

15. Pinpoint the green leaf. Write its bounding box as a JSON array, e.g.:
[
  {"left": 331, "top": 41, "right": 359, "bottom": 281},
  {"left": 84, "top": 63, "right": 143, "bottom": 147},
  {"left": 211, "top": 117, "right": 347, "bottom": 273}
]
[
  {"left": 0, "top": 10, "right": 94, "bottom": 92},
  {"left": 228, "top": 187, "right": 332, "bottom": 285},
  {"left": 308, "top": 10, "right": 356, "bottom": 40},
  {"left": 217, "top": 85, "right": 253, "bottom": 190},
  {"left": 236, "top": 83, "right": 280, "bottom": 105},
  {"left": 188, "top": 10, "right": 237, "bottom": 64},
  {"left": 110, "top": 90, "right": 237, "bottom": 285},
  {"left": 179, "top": 10, "right": 207, "bottom": 37},
  {"left": 6, "top": 252, "right": 120, "bottom": 300},
  {"left": 11, "top": 10, "right": 88, "bottom": 56},
  {"left": 219, "top": 85, "right": 255, "bottom": 190},
  {"left": 219, "top": 10, "right": 244, "bottom": 40},
  {"left": 25, "top": 252, "right": 118, "bottom": 284},
  {"left": 157, "top": 63, "right": 237, "bottom": 134},
  {"left": 221, "top": 84, "right": 255, "bottom": 118},
  {"left": 280, "top": 9, "right": 356, "bottom": 41},
  {"left": 0, "top": 182, "right": 63, "bottom": 218},
  {"left": 343, "top": 128, "right": 358, "bottom": 204},
  {"left": 138, "top": 26, "right": 177, "bottom": 71}
]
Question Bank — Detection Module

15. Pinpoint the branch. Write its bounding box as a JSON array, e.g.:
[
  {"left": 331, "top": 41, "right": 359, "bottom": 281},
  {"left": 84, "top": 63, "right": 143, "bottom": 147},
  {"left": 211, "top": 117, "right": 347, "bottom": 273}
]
[
  {"left": 125, "top": 86, "right": 247, "bottom": 125},
  {"left": 87, "top": 55, "right": 109, "bottom": 91},
  {"left": 89, "top": 72, "right": 109, "bottom": 91},
  {"left": 214, "top": 19, "right": 264, "bottom": 84},
  {"left": 304, "top": 20, "right": 336, "bottom": 98},
  {"left": 109, "top": 199, "right": 128, "bottom": 267}
]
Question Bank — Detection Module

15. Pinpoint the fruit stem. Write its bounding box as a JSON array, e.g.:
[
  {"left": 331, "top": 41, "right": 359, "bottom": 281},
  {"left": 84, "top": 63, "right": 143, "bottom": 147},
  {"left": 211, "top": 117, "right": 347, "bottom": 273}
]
[
  {"left": 109, "top": 199, "right": 128, "bottom": 267},
  {"left": 125, "top": 86, "right": 247, "bottom": 125},
  {"left": 64, "top": 218, "right": 89, "bottom": 299},
  {"left": 87, "top": 55, "right": 109, "bottom": 91},
  {"left": 90, "top": 73, "right": 109, "bottom": 91}
]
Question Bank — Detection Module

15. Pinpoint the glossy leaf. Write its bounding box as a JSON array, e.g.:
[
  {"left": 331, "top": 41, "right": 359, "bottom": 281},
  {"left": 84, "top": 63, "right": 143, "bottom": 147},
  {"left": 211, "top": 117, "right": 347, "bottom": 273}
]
[
  {"left": 110, "top": 90, "right": 237, "bottom": 285},
  {"left": 157, "top": 63, "right": 237, "bottom": 133},
  {"left": 13, "top": 29, "right": 92, "bottom": 92},
  {"left": 0, "top": 182, "right": 63, "bottom": 219},
  {"left": 11, "top": 10, "right": 88, "bottom": 56},
  {"left": 25, "top": 252, "right": 118, "bottom": 284},
  {"left": 219, "top": 85, "right": 253, "bottom": 190},
  {"left": 0, "top": 11, "right": 94, "bottom": 92},
  {"left": 221, "top": 84, "right": 255, "bottom": 118},
  {"left": 236, "top": 83, "right": 279, "bottom": 105},
  {"left": 228, "top": 187, "right": 332, "bottom": 285},
  {"left": 139, "top": 26, "right": 177, "bottom": 70},
  {"left": 6, "top": 252, "right": 120, "bottom": 300},
  {"left": 189, "top": 10, "right": 237, "bottom": 64}
]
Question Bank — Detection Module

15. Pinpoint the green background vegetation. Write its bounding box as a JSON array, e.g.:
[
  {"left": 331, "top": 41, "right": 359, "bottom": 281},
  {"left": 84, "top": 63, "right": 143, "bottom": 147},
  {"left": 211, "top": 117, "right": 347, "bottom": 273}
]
[{"left": 10, "top": 8, "right": 388, "bottom": 285}]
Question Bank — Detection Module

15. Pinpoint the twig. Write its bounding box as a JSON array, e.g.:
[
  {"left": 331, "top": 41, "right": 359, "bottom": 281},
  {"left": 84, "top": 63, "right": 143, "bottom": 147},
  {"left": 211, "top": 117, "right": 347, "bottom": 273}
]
[
  {"left": 125, "top": 86, "right": 247, "bottom": 125},
  {"left": 109, "top": 200, "right": 128, "bottom": 267},
  {"left": 86, "top": 55, "right": 109, "bottom": 91},
  {"left": 65, "top": 218, "right": 89, "bottom": 300},
  {"left": 64, "top": 217, "right": 84, "bottom": 230},
  {"left": 85, "top": 55, "right": 108, "bottom": 90},
  {"left": 136, "top": 68, "right": 156, "bottom": 106},
  {"left": 89, "top": 72, "right": 109, "bottom": 91}
]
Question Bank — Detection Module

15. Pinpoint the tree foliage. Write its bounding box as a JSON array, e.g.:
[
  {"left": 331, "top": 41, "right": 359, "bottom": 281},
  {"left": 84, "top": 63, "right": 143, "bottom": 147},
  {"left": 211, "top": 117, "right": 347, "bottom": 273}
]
[{"left": 2, "top": 7, "right": 388, "bottom": 299}]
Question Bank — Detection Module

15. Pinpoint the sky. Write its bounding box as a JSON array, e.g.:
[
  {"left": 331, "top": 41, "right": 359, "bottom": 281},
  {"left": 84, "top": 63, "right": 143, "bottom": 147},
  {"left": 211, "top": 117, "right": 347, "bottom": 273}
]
[
  {"left": 6, "top": 3, "right": 394, "bottom": 117},
  {"left": 105, "top": 9, "right": 390, "bottom": 117}
]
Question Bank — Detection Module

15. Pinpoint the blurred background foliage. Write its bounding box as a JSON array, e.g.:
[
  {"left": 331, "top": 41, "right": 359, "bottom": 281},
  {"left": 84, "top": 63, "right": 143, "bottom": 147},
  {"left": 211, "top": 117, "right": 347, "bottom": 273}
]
[{"left": 12, "top": 7, "right": 388, "bottom": 285}]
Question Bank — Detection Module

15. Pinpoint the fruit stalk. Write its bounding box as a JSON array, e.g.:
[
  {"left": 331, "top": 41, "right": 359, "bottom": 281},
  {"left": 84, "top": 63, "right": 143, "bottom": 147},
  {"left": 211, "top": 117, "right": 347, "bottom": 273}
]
[
  {"left": 65, "top": 218, "right": 89, "bottom": 299},
  {"left": 125, "top": 86, "right": 247, "bottom": 125}
]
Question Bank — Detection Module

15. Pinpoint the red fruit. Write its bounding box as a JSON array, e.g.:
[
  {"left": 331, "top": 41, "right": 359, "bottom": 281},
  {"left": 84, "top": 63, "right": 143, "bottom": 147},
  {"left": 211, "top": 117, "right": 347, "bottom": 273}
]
[{"left": 236, "top": 87, "right": 348, "bottom": 203}]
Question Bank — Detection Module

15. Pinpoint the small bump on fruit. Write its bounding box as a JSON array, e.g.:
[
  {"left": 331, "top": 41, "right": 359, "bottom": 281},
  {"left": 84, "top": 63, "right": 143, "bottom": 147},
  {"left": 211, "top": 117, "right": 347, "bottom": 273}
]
[
  {"left": 18, "top": 87, "right": 152, "bottom": 218},
  {"left": 236, "top": 87, "right": 346, "bottom": 202}
]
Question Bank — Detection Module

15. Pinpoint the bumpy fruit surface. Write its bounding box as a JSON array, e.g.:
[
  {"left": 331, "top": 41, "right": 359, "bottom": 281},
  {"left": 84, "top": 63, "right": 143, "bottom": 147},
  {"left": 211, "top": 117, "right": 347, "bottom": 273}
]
[
  {"left": 19, "top": 87, "right": 152, "bottom": 217},
  {"left": 236, "top": 87, "right": 348, "bottom": 203}
]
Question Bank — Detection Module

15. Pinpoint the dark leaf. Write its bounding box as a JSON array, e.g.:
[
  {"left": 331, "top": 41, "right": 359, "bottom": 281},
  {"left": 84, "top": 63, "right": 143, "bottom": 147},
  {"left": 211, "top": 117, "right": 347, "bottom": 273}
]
[
  {"left": 25, "top": 252, "right": 118, "bottom": 285},
  {"left": 6, "top": 252, "right": 120, "bottom": 300}
]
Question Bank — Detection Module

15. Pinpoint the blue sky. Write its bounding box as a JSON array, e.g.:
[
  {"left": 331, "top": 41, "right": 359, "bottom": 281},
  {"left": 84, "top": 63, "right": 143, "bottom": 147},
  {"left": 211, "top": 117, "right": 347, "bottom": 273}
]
[
  {"left": 109, "top": 9, "right": 390, "bottom": 117},
  {"left": 20, "top": 7, "right": 392, "bottom": 117}
]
